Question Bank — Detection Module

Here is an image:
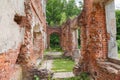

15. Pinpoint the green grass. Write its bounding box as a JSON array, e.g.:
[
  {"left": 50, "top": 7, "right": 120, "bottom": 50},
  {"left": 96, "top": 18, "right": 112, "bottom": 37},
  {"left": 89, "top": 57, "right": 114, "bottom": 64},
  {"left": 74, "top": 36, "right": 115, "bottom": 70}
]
[
  {"left": 53, "top": 72, "right": 90, "bottom": 80},
  {"left": 118, "top": 51, "right": 120, "bottom": 58},
  {"left": 52, "top": 58, "right": 74, "bottom": 72},
  {"left": 118, "top": 54, "right": 120, "bottom": 58},
  {"left": 44, "top": 47, "right": 63, "bottom": 53},
  {"left": 33, "top": 75, "right": 39, "bottom": 80},
  {"left": 63, "top": 73, "right": 90, "bottom": 80}
]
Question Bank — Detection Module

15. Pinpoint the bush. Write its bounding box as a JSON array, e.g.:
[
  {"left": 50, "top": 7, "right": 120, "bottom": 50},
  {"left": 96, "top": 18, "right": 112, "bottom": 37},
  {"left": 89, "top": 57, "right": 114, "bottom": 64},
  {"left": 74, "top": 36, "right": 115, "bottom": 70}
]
[{"left": 117, "top": 40, "right": 120, "bottom": 53}]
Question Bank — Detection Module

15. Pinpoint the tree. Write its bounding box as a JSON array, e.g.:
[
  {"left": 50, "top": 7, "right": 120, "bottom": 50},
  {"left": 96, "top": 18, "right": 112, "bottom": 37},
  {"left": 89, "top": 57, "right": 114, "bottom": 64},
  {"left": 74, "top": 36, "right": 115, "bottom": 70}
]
[
  {"left": 50, "top": 33, "right": 60, "bottom": 48},
  {"left": 46, "top": 0, "right": 82, "bottom": 49},
  {"left": 46, "top": 0, "right": 82, "bottom": 26},
  {"left": 116, "top": 10, "right": 120, "bottom": 40},
  {"left": 116, "top": 10, "right": 120, "bottom": 53}
]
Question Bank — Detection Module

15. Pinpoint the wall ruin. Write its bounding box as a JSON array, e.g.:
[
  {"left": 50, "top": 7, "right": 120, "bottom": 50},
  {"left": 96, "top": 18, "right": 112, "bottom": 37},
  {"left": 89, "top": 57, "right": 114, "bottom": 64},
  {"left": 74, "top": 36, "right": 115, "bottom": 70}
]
[
  {"left": 61, "top": 19, "right": 80, "bottom": 57},
  {"left": 0, "top": 0, "right": 46, "bottom": 80},
  {"left": 0, "top": 0, "right": 120, "bottom": 80},
  {"left": 47, "top": 26, "right": 62, "bottom": 49},
  {"left": 74, "top": 0, "right": 120, "bottom": 80},
  {"left": 105, "top": 0, "right": 118, "bottom": 59},
  {"left": 46, "top": 18, "right": 80, "bottom": 58}
]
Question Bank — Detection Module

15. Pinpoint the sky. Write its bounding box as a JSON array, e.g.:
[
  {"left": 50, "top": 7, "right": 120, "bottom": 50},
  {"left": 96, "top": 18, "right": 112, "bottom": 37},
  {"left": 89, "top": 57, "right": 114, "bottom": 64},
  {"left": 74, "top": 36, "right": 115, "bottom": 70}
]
[
  {"left": 75, "top": 0, "right": 120, "bottom": 9},
  {"left": 115, "top": 0, "right": 120, "bottom": 9}
]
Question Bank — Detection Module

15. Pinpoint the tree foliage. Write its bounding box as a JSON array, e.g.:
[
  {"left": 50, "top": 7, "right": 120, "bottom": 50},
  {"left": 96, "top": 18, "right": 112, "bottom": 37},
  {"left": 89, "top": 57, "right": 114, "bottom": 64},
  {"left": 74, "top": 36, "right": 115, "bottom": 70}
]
[
  {"left": 46, "top": 0, "right": 82, "bottom": 49},
  {"left": 50, "top": 33, "right": 60, "bottom": 49},
  {"left": 46, "top": 0, "right": 82, "bottom": 26},
  {"left": 116, "top": 10, "right": 120, "bottom": 40},
  {"left": 116, "top": 10, "right": 120, "bottom": 53}
]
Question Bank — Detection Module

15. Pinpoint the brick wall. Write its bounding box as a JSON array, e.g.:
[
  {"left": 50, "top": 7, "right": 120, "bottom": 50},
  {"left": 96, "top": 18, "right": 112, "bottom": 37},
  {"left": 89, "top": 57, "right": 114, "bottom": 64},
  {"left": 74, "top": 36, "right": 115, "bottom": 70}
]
[
  {"left": 0, "top": 0, "right": 46, "bottom": 80},
  {"left": 74, "top": 0, "right": 120, "bottom": 80}
]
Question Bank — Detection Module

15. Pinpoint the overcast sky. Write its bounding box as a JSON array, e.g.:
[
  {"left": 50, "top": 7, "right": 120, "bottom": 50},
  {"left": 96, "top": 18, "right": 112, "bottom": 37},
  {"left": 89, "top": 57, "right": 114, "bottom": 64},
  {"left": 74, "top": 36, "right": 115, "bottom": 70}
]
[
  {"left": 115, "top": 0, "right": 120, "bottom": 9},
  {"left": 75, "top": 0, "right": 120, "bottom": 9}
]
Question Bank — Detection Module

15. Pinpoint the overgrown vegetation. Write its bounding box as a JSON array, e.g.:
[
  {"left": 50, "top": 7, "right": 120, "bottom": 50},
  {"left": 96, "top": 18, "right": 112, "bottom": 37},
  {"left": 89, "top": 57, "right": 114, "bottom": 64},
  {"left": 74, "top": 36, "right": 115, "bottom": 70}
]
[
  {"left": 34, "top": 75, "right": 39, "bottom": 80},
  {"left": 116, "top": 10, "right": 120, "bottom": 55},
  {"left": 50, "top": 33, "right": 61, "bottom": 49},
  {"left": 34, "top": 72, "right": 90, "bottom": 80},
  {"left": 46, "top": 0, "right": 82, "bottom": 26},
  {"left": 78, "top": 29, "right": 81, "bottom": 49},
  {"left": 116, "top": 10, "right": 120, "bottom": 40},
  {"left": 46, "top": 0, "right": 82, "bottom": 48},
  {"left": 44, "top": 46, "right": 63, "bottom": 53},
  {"left": 52, "top": 57, "right": 74, "bottom": 72},
  {"left": 117, "top": 40, "right": 120, "bottom": 54}
]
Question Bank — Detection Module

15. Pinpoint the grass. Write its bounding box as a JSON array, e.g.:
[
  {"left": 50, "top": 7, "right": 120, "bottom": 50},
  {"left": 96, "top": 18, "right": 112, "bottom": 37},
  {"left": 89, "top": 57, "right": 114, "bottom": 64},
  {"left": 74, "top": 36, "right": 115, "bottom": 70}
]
[
  {"left": 118, "top": 53, "right": 120, "bottom": 58},
  {"left": 34, "top": 73, "right": 90, "bottom": 80},
  {"left": 33, "top": 75, "right": 39, "bottom": 80},
  {"left": 44, "top": 47, "right": 63, "bottom": 54},
  {"left": 63, "top": 73, "right": 90, "bottom": 80},
  {"left": 53, "top": 72, "right": 90, "bottom": 80},
  {"left": 118, "top": 51, "right": 120, "bottom": 58},
  {"left": 52, "top": 57, "right": 74, "bottom": 72}
]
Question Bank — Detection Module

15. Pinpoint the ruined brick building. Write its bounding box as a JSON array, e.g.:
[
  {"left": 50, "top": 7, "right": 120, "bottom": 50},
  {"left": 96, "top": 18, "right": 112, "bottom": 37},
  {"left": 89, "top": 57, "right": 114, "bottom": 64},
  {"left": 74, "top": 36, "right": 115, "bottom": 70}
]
[
  {"left": 0, "top": 0, "right": 47, "bottom": 80},
  {"left": 0, "top": 0, "right": 120, "bottom": 80}
]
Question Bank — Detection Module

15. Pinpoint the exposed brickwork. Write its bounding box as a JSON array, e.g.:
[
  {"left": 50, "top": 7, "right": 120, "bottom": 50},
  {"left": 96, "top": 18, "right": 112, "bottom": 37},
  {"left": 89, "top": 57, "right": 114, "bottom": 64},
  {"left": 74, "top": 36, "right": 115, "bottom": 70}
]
[
  {"left": 17, "top": 0, "right": 46, "bottom": 79},
  {"left": 47, "top": 26, "right": 62, "bottom": 49},
  {"left": 61, "top": 19, "right": 79, "bottom": 57},
  {"left": 61, "top": 20, "right": 74, "bottom": 56},
  {"left": 0, "top": 0, "right": 120, "bottom": 80},
  {"left": 46, "top": 17, "right": 79, "bottom": 57},
  {"left": 74, "top": 0, "right": 120, "bottom": 80},
  {"left": 0, "top": 45, "right": 21, "bottom": 80},
  {"left": 46, "top": 19, "right": 79, "bottom": 57},
  {"left": 0, "top": 0, "right": 46, "bottom": 80}
]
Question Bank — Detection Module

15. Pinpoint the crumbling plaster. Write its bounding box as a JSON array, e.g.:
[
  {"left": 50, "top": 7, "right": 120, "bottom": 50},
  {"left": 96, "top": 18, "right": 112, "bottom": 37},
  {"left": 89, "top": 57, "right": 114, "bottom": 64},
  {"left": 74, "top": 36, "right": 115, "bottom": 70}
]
[
  {"left": 0, "top": 0, "right": 120, "bottom": 80},
  {"left": 0, "top": 0, "right": 25, "bottom": 53}
]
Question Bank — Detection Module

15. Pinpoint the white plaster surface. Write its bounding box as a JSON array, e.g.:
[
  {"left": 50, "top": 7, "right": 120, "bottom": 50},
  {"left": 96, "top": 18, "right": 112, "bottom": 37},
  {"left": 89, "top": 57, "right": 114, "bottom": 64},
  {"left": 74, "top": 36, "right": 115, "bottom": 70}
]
[
  {"left": 0, "top": 0, "right": 25, "bottom": 53},
  {"left": 105, "top": 0, "right": 118, "bottom": 59}
]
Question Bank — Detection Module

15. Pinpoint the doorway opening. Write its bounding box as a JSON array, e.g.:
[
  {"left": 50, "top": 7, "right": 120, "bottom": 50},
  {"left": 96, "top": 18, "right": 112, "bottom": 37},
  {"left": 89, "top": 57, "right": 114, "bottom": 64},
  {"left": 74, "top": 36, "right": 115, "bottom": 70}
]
[
  {"left": 116, "top": 10, "right": 120, "bottom": 58},
  {"left": 50, "top": 33, "right": 61, "bottom": 51},
  {"left": 77, "top": 28, "right": 81, "bottom": 49}
]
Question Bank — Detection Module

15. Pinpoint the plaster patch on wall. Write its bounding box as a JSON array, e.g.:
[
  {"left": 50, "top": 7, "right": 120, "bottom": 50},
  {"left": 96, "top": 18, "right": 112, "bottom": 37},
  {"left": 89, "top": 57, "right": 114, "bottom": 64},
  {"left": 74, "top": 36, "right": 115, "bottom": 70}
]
[
  {"left": 105, "top": 0, "right": 118, "bottom": 59},
  {"left": 0, "top": 0, "right": 25, "bottom": 53}
]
